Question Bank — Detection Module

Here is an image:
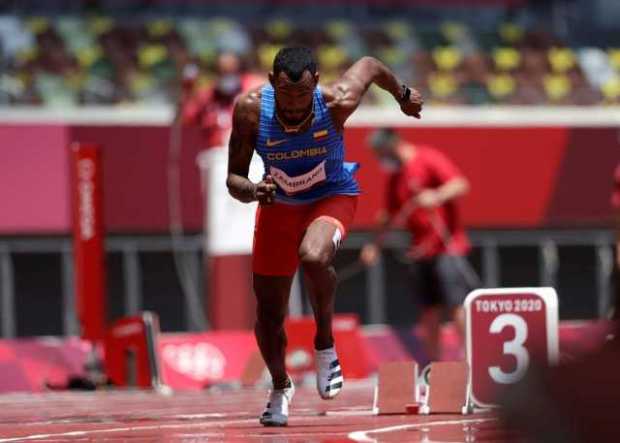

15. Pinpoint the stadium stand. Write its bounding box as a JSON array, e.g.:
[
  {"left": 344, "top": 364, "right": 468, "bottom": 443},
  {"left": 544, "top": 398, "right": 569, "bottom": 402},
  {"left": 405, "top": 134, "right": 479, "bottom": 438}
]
[{"left": 1, "top": 0, "right": 619, "bottom": 106}]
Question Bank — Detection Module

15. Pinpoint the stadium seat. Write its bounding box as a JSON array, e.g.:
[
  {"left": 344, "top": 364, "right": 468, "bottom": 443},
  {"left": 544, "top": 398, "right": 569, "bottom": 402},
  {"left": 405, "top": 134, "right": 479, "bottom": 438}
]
[
  {"left": 493, "top": 47, "right": 521, "bottom": 71},
  {"left": 432, "top": 46, "right": 463, "bottom": 71},
  {"left": 548, "top": 47, "right": 577, "bottom": 73},
  {"left": 543, "top": 73, "right": 572, "bottom": 102},
  {"left": 428, "top": 72, "right": 459, "bottom": 99},
  {"left": 487, "top": 73, "right": 517, "bottom": 101}
]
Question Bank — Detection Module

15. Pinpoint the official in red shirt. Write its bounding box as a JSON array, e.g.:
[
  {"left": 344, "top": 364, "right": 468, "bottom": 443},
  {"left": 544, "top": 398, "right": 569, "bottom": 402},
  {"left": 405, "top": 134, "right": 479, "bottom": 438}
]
[{"left": 361, "top": 128, "right": 477, "bottom": 361}]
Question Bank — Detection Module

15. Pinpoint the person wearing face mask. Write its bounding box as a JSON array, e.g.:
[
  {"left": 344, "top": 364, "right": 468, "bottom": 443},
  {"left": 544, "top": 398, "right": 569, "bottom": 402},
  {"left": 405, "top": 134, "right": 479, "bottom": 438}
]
[
  {"left": 360, "top": 128, "right": 473, "bottom": 363},
  {"left": 181, "top": 52, "right": 263, "bottom": 148}
]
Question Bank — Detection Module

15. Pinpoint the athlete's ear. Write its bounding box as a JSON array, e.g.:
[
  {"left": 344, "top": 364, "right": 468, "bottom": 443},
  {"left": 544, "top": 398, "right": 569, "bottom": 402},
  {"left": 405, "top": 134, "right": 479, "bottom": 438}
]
[
  {"left": 268, "top": 71, "right": 275, "bottom": 87},
  {"left": 313, "top": 71, "right": 320, "bottom": 85}
]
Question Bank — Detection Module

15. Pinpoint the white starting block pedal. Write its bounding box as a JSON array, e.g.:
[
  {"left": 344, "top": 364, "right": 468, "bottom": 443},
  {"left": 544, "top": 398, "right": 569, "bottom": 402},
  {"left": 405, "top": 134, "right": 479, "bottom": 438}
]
[
  {"left": 372, "top": 361, "right": 418, "bottom": 415},
  {"left": 419, "top": 361, "right": 472, "bottom": 415}
]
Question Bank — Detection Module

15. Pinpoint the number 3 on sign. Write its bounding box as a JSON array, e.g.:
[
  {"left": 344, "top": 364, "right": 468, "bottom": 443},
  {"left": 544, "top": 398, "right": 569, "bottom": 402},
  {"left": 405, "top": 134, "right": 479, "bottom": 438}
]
[
  {"left": 488, "top": 314, "right": 529, "bottom": 384},
  {"left": 464, "top": 288, "right": 559, "bottom": 408}
]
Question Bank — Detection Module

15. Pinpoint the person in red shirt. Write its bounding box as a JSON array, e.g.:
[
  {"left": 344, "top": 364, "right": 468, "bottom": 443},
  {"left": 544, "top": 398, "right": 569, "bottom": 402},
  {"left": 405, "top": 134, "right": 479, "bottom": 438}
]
[
  {"left": 180, "top": 52, "right": 263, "bottom": 148},
  {"left": 361, "top": 128, "right": 476, "bottom": 361}
]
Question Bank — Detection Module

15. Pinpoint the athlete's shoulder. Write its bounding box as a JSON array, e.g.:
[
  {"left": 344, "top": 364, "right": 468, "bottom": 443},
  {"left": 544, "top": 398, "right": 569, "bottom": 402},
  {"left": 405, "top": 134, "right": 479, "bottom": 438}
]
[{"left": 233, "top": 85, "right": 265, "bottom": 127}]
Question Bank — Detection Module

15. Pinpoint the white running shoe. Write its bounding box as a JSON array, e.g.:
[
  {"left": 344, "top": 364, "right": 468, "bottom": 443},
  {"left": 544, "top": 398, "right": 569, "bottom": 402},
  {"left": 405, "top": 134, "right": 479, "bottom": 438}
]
[
  {"left": 259, "top": 378, "right": 295, "bottom": 427},
  {"left": 315, "top": 346, "right": 344, "bottom": 399}
]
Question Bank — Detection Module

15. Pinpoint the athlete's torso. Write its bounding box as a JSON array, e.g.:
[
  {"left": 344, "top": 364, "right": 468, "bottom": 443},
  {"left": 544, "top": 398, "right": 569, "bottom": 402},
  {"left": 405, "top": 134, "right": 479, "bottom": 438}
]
[{"left": 255, "top": 84, "right": 359, "bottom": 204}]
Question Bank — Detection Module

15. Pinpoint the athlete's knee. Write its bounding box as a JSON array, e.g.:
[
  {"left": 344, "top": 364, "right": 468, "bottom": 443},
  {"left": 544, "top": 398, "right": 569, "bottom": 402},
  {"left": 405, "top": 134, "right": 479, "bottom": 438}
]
[{"left": 299, "top": 244, "right": 332, "bottom": 270}]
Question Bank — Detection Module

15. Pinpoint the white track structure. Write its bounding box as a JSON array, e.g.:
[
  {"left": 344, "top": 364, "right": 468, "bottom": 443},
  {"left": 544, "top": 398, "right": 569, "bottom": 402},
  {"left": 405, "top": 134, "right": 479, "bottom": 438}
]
[{"left": 2, "top": 105, "right": 620, "bottom": 127}]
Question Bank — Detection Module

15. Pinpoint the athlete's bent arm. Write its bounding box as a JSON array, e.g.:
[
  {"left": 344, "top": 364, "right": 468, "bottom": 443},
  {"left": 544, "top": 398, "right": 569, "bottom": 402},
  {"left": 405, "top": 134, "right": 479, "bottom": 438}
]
[
  {"left": 325, "top": 56, "right": 424, "bottom": 128},
  {"left": 226, "top": 91, "right": 276, "bottom": 204}
]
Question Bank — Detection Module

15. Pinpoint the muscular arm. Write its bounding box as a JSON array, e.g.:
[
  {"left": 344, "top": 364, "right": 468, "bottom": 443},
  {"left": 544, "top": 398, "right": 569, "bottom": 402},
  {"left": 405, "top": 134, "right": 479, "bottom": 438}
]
[
  {"left": 226, "top": 88, "right": 277, "bottom": 204},
  {"left": 324, "top": 56, "right": 423, "bottom": 129},
  {"left": 226, "top": 91, "right": 259, "bottom": 203}
]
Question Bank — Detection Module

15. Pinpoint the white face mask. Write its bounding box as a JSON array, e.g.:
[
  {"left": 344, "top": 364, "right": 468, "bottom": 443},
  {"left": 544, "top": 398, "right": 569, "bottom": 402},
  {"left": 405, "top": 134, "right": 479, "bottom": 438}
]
[{"left": 379, "top": 157, "right": 401, "bottom": 172}]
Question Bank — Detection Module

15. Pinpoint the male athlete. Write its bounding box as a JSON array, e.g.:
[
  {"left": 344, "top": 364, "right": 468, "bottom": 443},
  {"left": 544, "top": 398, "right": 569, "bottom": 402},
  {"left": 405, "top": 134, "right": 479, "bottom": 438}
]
[{"left": 226, "top": 47, "right": 423, "bottom": 426}]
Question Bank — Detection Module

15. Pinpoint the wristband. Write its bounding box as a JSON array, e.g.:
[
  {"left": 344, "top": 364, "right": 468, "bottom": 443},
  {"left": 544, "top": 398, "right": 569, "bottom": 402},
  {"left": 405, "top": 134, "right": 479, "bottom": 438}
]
[{"left": 398, "top": 84, "right": 411, "bottom": 103}]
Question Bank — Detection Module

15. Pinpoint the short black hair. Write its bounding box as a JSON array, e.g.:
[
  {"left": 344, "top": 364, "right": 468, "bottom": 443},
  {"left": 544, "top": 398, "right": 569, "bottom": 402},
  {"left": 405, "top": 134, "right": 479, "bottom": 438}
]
[
  {"left": 369, "top": 128, "right": 399, "bottom": 149},
  {"left": 273, "top": 46, "right": 317, "bottom": 82}
]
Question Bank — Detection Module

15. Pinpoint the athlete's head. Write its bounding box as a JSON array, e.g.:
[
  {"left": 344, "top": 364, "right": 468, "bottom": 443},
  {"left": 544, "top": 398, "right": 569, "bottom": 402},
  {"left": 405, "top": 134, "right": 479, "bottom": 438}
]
[{"left": 270, "top": 46, "right": 319, "bottom": 132}]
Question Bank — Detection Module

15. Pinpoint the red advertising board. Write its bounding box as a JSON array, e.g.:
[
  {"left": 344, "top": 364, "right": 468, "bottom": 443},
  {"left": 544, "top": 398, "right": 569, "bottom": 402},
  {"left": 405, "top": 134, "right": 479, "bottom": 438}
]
[
  {"left": 464, "top": 288, "right": 559, "bottom": 407},
  {"left": 70, "top": 143, "right": 106, "bottom": 343}
]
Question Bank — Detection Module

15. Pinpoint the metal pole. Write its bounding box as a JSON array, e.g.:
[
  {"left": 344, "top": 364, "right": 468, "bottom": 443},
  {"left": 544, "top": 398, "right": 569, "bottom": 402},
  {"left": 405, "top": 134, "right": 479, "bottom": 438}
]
[
  {"left": 366, "top": 253, "right": 386, "bottom": 324},
  {"left": 61, "top": 245, "right": 79, "bottom": 336},
  {"left": 540, "top": 238, "right": 559, "bottom": 288},
  {"left": 596, "top": 243, "right": 614, "bottom": 318},
  {"left": 482, "top": 240, "right": 500, "bottom": 288},
  {"left": 123, "top": 243, "right": 142, "bottom": 316},
  {"left": 182, "top": 250, "right": 206, "bottom": 331},
  {"left": 0, "top": 245, "right": 16, "bottom": 338}
]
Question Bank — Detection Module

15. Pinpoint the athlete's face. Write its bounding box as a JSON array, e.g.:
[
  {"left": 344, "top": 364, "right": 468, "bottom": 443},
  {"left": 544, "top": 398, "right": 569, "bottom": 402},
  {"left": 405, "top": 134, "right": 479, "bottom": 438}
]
[{"left": 270, "top": 70, "right": 319, "bottom": 126}]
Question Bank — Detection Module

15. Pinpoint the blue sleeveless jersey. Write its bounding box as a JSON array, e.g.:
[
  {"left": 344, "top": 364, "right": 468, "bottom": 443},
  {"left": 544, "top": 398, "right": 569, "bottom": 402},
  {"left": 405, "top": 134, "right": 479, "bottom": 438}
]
[{"left": 255, "top": 84, "right": 360, "bottom": 204}]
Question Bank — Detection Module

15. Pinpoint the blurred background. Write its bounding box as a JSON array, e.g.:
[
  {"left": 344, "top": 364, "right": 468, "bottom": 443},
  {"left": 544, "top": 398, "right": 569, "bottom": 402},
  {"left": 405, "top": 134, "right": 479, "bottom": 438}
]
[{"left": 0, "top": 0, "right": 617, "bottom": 341}]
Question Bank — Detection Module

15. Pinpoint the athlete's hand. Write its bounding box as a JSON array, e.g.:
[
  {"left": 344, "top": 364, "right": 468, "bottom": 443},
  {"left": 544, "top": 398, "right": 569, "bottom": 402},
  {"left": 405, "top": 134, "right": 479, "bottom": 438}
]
[
  {"left": 254, "top": 175, "right": 277, "bottom": 205},
  {"left": 399, "top": 87, "right": 423, "bottom": 119},
  {"left": 360, "top": 243, "right": 380, "bottom": 266}
]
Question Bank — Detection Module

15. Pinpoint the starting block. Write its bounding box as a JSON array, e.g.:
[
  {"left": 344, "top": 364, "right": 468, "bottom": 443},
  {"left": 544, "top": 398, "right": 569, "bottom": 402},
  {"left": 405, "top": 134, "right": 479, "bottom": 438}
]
[
  {"left": 373, "top": 361, "right": 418, "bottom": 415},
  {"left": 104, "top": 311, "right": 170, "bottom": 393},
  {"left": 420, "top": 361, "right": 472, "bottom": 415}
]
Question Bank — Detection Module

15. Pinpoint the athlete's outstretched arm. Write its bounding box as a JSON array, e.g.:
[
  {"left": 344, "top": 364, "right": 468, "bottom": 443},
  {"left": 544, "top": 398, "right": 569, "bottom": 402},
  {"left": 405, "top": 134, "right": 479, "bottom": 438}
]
[
  {"left": 325, "top": 56, "right": 423, "bottom": 128},
  {"left": 226, "top": 91, "right": 276, "bottom": 204}
]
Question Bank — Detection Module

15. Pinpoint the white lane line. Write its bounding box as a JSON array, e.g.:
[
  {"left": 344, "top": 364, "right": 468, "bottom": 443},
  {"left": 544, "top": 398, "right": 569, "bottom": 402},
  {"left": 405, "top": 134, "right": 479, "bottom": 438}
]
[
  {"left": 0, "top": 418, "right": 256, "bottom": 442},
  {"left": 348, "top": 417, "right": 497, "bottom": 443}
]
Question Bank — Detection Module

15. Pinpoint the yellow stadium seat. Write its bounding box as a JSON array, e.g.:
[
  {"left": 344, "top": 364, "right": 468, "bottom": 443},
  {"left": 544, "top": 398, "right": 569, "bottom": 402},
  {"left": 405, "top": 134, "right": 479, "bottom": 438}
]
[
  {"left": 325, "top": 21, "right": 351, "bottom": 40},
  {"left": 138, "top": 45, "right": 168, "bottom": 68},
  {"left": 428, "top": 72, "right": 459, "bottom": 98},
  {"left": 376, "top": 47, "right": 408, "bottom": 67},
  {"left": 548, "top": 47, "right": 576, "bottom": 73},
  {"left": 608, "top": 49, "right": 620, "bottom": 71},
  {"left": 543, "top": 74, "right": 572, "bottom": 101},
  {"left": 266, "top": 20, "right": 292, "bottom": 40},
  {"left": 317, "top": 45, "right": 347, "bottom": 71},
  {"left": 147, "top": 20, "right": 173, "bottom": 38},
  {"left": 25, "top": 17, "right": 50, "bottom": 34},
  {"left": 493, "top": 47, "right": 521, "bottom": 71},
  {"left": 440, "top": 22, "right": 467, "bottom": 42},
  {"left": 601, "top": 75, "right": 620, "bottom": 101},
  {"left": 77, "top": 46, "right": 103, "bottom": 68},
  {"left": 384, "top": 21, "right": 411, "bottom": 41},
  {"left": 89, "top": 17, "right": 114, "bottom": 35},
  {"left": 258, "top": 44, "right": 283, "bottom": 71},
  {"left": 432, "top": 46, "right": 463, "bottom": 71},
  {"left": 487, "top": 73, "right": 517, "bottom": 99},
  {"left": 499, "top": 23, "right": 524, "bottom": 44}
]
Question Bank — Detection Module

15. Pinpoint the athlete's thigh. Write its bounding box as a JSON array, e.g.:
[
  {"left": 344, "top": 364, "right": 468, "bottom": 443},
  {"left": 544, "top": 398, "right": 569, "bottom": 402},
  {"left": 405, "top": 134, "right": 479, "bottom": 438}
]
[{"left": 253, "top": 203, "right": 305, "bottom": 276}]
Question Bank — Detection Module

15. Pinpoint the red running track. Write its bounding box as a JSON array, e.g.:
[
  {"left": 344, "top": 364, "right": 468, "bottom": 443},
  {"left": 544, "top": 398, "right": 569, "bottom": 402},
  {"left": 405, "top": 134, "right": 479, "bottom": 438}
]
[{"left": 0, "top": 381, "right": 515, "bottom": 442}]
